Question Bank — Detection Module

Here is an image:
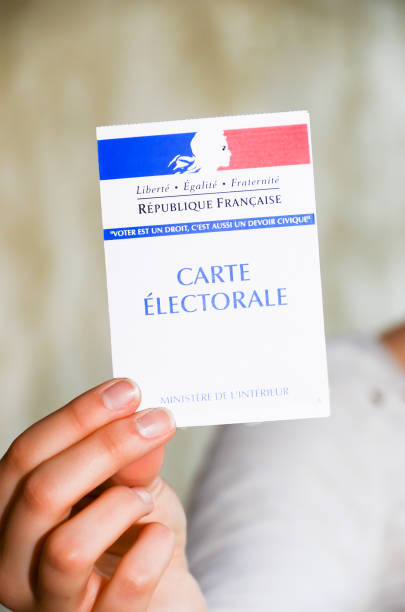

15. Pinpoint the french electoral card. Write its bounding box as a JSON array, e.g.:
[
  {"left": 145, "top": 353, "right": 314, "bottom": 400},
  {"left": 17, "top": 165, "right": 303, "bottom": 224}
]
[{"left": 97, "top": 111, "right": 329, "bottom": 427}]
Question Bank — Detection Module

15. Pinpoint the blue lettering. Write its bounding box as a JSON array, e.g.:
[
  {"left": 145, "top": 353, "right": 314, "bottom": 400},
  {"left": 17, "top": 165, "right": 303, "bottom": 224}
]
[
  {"left": 181, "top": 294, "right": 197, "bottom": 313},
  {"left": 144, "top": 292, "right": 154, "bottom": 315},
  {"left": 197, "top": 293, "right": 210, "bottom": 311},
  {"left": 156, "top": 297, "right": 167, "bottom": 315},
  {"left": 211, "top": 292, "right": 230, "bottom": 310},
  {"left": 233, "top": 291, "right": 246, "bottom": 308},
  {"left": 169, "top": 295, "right": 179, "bottom": 314},
  {"left": 195, "top": 267, "right": 209, "bottom": 284},
  {"left": 240, "top": 263, "right": 250, "bottom": 281},
  {"left": 248, "top": 290, "right": 263, "bottom": 308},
  {"left": 224, "top": 263, "right": 237, "bottom": 281},
  {"left": 210, "top": 265, "right": 225, "bottom": 283},
  {"left": 177, "top": 267, "right": 193, "bottom": 286},
  {"left": 278, "top": 288, "right": 288, "bottom": 305},
  {"left": 265, "top": 289, "right": 275, "bottom": 306}
]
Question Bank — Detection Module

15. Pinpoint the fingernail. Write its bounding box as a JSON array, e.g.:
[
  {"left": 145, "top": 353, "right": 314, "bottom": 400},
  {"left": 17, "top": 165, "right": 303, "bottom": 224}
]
[
  {"left": 102, "top": 379, "right": 140, "bottom": 411},
  {"left": 135, "top": 408, "right": 175, "bottom": 438},
  {"left": 132, "top": 487, "right": 153, "bottom": 505}
]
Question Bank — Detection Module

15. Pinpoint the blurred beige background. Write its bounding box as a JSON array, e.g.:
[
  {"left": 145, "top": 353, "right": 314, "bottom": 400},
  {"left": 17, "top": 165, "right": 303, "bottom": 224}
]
[{"left": 0, "top": 0, "right": 404, "bottom": 525}]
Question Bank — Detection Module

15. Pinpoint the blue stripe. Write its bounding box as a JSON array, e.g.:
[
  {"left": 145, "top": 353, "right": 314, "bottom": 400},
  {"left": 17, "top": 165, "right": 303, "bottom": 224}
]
[
  {"left": 98, "top": 133, "right": 195, "bottom": 180},
  {"left": 104, "top": 214, "right": 315, "bottom": 240}
]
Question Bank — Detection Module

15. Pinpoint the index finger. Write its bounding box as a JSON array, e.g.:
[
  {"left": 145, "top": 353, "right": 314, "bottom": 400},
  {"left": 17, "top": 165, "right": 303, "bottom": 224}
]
[{"left": 0, "top": 378, "right": 141, "bottom": 520}]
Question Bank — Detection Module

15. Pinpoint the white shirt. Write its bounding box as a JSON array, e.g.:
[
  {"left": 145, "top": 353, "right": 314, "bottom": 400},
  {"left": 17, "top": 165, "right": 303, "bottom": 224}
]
[{"left": 186, "top": 336, "right": 405, "bottom": 611}]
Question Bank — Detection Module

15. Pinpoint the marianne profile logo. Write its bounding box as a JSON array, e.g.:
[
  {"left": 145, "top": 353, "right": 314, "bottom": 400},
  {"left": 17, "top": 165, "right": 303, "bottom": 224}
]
[
  {"left": 98, "top": 124, "right": 310, "bottom": 181},
  {"left": 168, "top": 130, "right": 231, "bottom": 174}
]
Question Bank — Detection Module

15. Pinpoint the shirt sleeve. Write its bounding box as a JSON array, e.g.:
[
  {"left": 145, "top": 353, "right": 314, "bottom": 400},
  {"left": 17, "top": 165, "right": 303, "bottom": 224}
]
[{"left": 186, "top": 399, "right": 387, "bottom": 612}]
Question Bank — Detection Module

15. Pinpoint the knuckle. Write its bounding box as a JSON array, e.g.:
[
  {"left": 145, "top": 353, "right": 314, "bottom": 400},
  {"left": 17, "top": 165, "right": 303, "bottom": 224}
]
[
  {"left": 156, "top": 523, "right": 176, "bottom": 551},
  {"left": 67, "top": 399, "right": 91, "bottom": 436},
  {"left": 44, "top": 531, "right": 86, "bottom": 575},
  {"left": 22, "top": 471, "right": 57, "bottom": 515},
  {"left": 98, "top": 425, "right": 125, "bottom": 461},
  {"left": 3, "top": 435, "right": 30, "bottom": 475},
  {"left": 120, "top": 569, "right": 156, "bottom": 598},
  {"left": 107, "top": 485, "right": 137, "bottom": 504}
]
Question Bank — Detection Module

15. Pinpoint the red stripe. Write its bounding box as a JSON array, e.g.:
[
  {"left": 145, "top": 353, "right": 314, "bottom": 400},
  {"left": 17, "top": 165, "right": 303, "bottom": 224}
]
[{"left": 220, "top": 124, "right": 310, "bottom": 170}]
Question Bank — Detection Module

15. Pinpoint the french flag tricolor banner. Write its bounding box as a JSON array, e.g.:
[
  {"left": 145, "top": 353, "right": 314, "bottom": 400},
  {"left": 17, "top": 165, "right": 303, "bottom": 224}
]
[{"left": 98, "top": 124, "right": 310, "bottom": 181}]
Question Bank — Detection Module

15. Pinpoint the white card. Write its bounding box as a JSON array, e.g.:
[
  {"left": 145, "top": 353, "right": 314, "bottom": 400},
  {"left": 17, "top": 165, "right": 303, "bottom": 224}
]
[{"left": 97, "top": 111, "right": 329, "bottom": 427}]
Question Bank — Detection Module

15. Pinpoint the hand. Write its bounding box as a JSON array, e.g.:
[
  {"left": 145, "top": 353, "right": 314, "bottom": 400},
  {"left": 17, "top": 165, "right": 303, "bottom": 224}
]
[{"left": 0, "top": 379, "right": 207, "bottom": 611}]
